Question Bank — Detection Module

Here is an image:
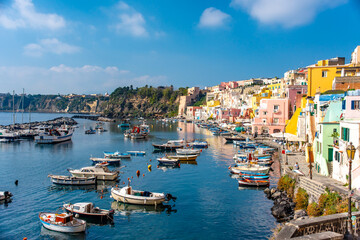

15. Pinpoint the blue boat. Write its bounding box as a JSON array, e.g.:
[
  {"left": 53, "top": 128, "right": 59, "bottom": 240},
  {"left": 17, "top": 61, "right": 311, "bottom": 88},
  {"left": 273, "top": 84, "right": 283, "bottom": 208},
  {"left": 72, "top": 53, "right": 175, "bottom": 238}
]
[
  {"left": 103, "top": 151, "right": 131, "bottom": 159},
  {"left": 241, "top": 175, "right": 269, "bottom": 180},
  {"left": 127, "top": 151, "right": 146, "bottom": 156},
  {"left": 238, "top": 171, "right": 268, "bottom": 176}
]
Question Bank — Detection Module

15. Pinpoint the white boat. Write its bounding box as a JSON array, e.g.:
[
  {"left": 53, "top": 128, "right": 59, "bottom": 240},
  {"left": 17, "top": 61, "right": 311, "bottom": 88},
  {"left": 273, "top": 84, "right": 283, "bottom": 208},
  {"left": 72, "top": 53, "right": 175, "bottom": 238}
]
[
  {"left": 111, "top": 186, "right": 166, "bottom": 205},
  {"left": 68, "top": 164, "right": 119, "bottom": 181},
  {"left": 103, "top": 151, "right": 131, "bottom": 159},
  {"left": 157, "top": 157, "right": 180, "bottom": 166},
  {"left": 176, "top": 149, "right": 202, "bottom": 155},
  {"left": 230, "top": 165, "right": 270, "bottom": 174},
  {"left": 39, "top": 212, "right": 86, "bottom": 233},
  {"left": 35, "top": 126, "right": 73, "bottom": 144},
  {"left": 63, "top": 202, "right": 114, "bottom": 223},
  {"left": 48, "top": 174, "right": 96, "bottom": 185},
  {"left": 0, "top": 191, "right": 13, "bottom": 201},
  {"left": 129, "top": 123, "right": 150, "bottom": 139},
  {"left": 167, "top": 154, "right": 198, "bottom": 161},
  {"left": 0, "top": 129, "right": 20, "bottom": 142}
]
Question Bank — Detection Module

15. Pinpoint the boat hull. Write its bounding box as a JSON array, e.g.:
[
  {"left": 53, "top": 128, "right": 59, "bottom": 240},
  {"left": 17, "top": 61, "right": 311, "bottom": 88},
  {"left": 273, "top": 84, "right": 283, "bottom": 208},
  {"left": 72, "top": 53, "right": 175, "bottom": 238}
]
[
  {"left": 90, "top": 158, "right": 120, "bottom": 165},
  {"left": 111, "top": 188, "right": 165, "bottom": 205},
  {"left": 39, "top": 213, "right": 86, "bottom": 233},
  {"left": 69, "top": 172, "right": 118, "bottom": 181},
  {"left": 49, "top": 175, "right": 96, "bottom": 185},
  {"left": 35, "top": 133, "right": 73, "bottom": 144}
]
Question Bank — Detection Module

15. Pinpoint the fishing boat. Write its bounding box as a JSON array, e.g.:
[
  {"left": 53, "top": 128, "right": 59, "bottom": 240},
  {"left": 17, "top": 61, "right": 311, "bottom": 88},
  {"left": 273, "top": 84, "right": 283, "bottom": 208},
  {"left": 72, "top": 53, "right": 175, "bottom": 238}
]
[
  {"left": 157, "top": 157, "right": 180, "bottom": 166},
  {"left": 238, "top": 178, "right": 270, "bottom": 187},
  {"left": 118, "top": 119, "right": 130, "bottom": 128},
  {"left": 35, "top": 126, "right": 73, "bottom": 144},
  {"left": 63, "top": 202, "right": 114, "bottom": 223},
  {"left": 167, "top": 154, "right": 198, "bottom": 161},
  {"left": 111, "top": 186, "right": 174, "bottom": 205},
  {"left": 129, "top": 123, "right": 150, "bottom": 139},
  {"left": 127, "top": 151, "right": 146, "bottom": 156},
  {"left": 90, "top": 157, "right": 121, "bottom": 165},
  {"left": 224, "top": 135, "right": 246, "bottom": 142},
  {"left": 68, "top": 164, "right": 119, "bottom": 181},
  {"left": 39, "top": 212, "right": 86, "bottom": 233},
  {"left": 103, "top": 151, "right": 131, "bottom": 159},
  {"left": 241, "top": 175, "right": 269, "bottom": 180},
  {"left": 85, "top": 127, "right": 96, "bottom": 134},
  {"left": 152, "top": 140, "right": 185, "bottom": 150},
  {"left": 0, "top": 191, "right": 13, "bottom": 201},
  {"left": 48, "top": 174, "right": 96, "bottom": 185},
  {"left": 230, "top": 165, "right": 270, "bottom": 174},
  {"left": 187, "top": 141, "right": 208, "bottom": 148},
  {"left": 176, "top": 148, "right": 201, "bottom": 155}
]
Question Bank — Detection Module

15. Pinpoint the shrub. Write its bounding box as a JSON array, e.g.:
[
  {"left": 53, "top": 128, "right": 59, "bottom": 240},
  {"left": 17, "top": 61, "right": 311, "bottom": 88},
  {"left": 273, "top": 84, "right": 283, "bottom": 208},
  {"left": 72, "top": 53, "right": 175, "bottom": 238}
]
[
  {"left": 323, "top": 205, "right": 337, "bottom": 215},
  {"left": 277, "top": 175, "right": 296, "bottom": 198},
  {"left": 307, "top": 202, "right": 322, "bottom": 217},
  {"left": 295, "top": 188, "right": 309, "bottom": 210},
  {"left": 336, "top": 200, "right": 348, "bottom": 213}
]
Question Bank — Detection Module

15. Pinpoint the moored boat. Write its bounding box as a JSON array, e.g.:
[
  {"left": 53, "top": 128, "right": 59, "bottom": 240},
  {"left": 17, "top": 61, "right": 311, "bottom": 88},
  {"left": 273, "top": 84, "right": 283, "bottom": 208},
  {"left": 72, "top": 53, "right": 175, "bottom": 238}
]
[
  {"left": 157, "top": 157, "right": 180, "bottom": 166},
  {"left": 104, "top": 151, "right": 131, "bottom": 159},
  {"left": 152, "top": 140, "right": 185, "bottom": 150},
  {"left": 35, "top": 126, "right": 73, "bottom": 144},
  {"left": 39, "top": 212, "right": 86, "bottom": 233},
  {"left": 238, "top": 178, "right": 270, "bottom": 187},
  {"left": 176, "top": 148, "right": 202, "bottom": 155},
  {"left": 127, "top": 151, "right": 146, "bottom": 156},
  {"left": 68, "top": 164, "right": 119, "bottom": 181},
  {"left": 167, "top": 154, "right": 198, "bottom": 161},
  {"left": 111, "top": 186, "right": 173, "bottom": 205},
  {"left": 90, "top": 157, "right": 121, "bottom": 165},
  {"left": 230, "top": 165, "right": 270, "bottom": 174},
  {"left": 85, "top": 127, "right": 96, "bottom": 134},
  {"left": 48, "top": 174, "right": 97, "bottom": 185},
  {"left": 63, "top": 202, "right": 114, "bottom": 223},
  {"left": 187, "top": 141, "right": 208, "bottom": 148},
  {"left": 0, "top": 191, "right": 13, "bottom": 201}
]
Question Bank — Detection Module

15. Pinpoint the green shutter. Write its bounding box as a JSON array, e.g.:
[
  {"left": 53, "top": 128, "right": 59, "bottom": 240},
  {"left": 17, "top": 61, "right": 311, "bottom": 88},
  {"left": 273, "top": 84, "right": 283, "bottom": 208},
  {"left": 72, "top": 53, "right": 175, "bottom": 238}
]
[{"left": 328, "top": 148, "right": 333, "bottom": 162}]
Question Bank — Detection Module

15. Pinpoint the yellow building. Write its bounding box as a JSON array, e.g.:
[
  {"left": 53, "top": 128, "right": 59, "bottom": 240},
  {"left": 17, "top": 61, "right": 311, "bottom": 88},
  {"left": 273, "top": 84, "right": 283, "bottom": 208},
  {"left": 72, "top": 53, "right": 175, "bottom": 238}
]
[
  {"left": 207, "top": 100, "right": 220, "bottom": 107},
  {"left": 251, "top": 88, "right": 272, "bottom": 111}
]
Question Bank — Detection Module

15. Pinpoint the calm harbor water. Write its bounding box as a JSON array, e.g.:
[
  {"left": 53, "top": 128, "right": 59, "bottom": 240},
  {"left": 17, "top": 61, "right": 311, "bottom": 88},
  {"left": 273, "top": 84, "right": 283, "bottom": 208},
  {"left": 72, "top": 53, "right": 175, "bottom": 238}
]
[{"left": 0, "top": 112, "right": 278, "bottom": 240}]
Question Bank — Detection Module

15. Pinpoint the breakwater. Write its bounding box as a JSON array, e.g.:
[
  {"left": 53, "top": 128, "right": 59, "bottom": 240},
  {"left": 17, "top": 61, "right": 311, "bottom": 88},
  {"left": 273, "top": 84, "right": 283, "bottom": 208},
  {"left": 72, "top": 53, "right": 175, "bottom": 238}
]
[{"left": 0, "top": 117, "right": 77, "bottom": 129}]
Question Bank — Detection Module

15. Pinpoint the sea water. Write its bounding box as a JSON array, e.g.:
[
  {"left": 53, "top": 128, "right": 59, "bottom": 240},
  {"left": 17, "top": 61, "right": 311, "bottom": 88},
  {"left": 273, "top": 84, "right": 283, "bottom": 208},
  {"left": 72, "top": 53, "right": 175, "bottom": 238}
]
[{"left": 0, "top": 112, "right": 278, "bottom": 239}]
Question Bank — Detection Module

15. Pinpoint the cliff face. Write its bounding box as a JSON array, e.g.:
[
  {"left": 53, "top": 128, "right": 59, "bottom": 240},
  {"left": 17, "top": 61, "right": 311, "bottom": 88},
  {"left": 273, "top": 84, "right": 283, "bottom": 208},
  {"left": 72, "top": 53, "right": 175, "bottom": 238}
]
[
  {"left": 104, "top": 86, "right": 182, "bottom": 118},
  {"left": 0, "top": 93, "right": 107, "bottom": 114},
  {"left": 0, "top": 86, "right": 184, "bottom": 118}
]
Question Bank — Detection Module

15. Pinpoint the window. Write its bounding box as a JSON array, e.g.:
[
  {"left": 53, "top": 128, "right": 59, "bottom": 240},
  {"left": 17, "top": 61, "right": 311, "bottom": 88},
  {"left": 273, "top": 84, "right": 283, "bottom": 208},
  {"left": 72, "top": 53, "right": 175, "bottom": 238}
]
[
  {"left": 322, "top": 71, "right": 327, "bottom": 78},
  {"left": 263, "top": 111, "right": 267, "bottom": 116},
  {"left": 341, "top": 127, "right": 350, "bottom": 141},
  {"left": 351, "top": 100, "right": 360, "bottom": 110},
  {"left": 317, "top": 141, "right": 320, "bottom": 153},
  {"left": 335, "top": 151, "right": 341, "bottom": 162},
  {"left": 274, "top": 105, "right": 279, "bottom": 113},
  {"left": 262, "top": 119, "right": 266, "bottom": 124},
  {"left": 273, "top": 118, "right": 279, "bottom": 124}
]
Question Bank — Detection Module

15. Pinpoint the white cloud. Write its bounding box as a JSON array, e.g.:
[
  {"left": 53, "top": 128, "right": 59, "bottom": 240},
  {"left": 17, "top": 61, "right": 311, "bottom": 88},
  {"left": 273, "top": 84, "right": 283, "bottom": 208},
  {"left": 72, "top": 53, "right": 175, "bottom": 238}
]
[
  {"left": 0, "top": 65, "right": 167, "bottom": 94},
  {"left": 198, "top": 7, "right": 231, "bottom": 28},
  {"left": 0, "top": 0, "right": 65, "bottom": 30},
  {"left": 230, "top": 0, "right": 347, "bottom": 28},
  {"left": 24, "top": 38, "right": 80, "bottom": 57},
  {"left": 113, "top": 1, "right": 148, "bottom": 37}
]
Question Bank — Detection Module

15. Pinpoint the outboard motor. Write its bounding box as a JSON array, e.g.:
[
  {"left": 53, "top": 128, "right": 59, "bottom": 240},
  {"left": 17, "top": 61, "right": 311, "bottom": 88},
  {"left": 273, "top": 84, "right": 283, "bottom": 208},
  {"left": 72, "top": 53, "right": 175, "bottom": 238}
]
[
  {"left": 165, "top": 193, "right": 177, "bottom": 202},
  {"left": 4, "top": 191, "right": 13, "bottom": 199}
]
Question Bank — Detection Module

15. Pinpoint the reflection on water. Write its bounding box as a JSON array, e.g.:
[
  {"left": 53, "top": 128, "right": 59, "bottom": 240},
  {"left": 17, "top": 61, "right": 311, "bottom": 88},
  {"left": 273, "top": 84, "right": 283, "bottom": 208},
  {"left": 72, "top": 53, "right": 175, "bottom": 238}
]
[
  {"left": 157, "top": 165, "right": 181, "bottom": 172},
  {"left": 35, "top": 140, "right": 73, "bottom": 153},
  {"left": 111, "top": 201, "right": 177, "bottom": 216},
  {"left": 40, "top": 226, "right": 86, "bottom": 240},
  {"left": 180, "top": 160, "right": 197, "bottom": 165}
]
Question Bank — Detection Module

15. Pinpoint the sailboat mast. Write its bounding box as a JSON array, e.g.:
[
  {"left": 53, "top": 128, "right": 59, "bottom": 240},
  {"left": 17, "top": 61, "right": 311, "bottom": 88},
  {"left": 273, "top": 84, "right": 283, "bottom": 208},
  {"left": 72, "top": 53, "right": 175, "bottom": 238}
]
[
  {"left": 22, "top": 88, "right": 24, "bottom": 124},
  {"left": 12, "top": 90, "right": 15, "bottom": 128}
]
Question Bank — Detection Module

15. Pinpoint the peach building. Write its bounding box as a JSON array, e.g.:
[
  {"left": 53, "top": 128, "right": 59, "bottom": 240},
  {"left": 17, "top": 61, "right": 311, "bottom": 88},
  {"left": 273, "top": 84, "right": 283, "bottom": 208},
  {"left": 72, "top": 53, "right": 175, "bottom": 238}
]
[{"left": 252, "top": 98, "right": 290, "bottom": 134}]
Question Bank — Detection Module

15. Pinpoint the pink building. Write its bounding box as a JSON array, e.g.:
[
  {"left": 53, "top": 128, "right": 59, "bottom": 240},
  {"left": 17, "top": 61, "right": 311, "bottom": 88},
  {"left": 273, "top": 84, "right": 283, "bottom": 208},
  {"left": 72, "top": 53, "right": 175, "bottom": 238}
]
[
  {"left": 186, "top": 106, "right": 202, "bottom": 119},
  {"left": 220, "top": 81, "right": 239, "bottom": 89},
  {"left": 285, "top": 85, "right": 307, "bottom": 116},
  {"left": 252, "top": 98, "right": 290, "bottom": 134}
]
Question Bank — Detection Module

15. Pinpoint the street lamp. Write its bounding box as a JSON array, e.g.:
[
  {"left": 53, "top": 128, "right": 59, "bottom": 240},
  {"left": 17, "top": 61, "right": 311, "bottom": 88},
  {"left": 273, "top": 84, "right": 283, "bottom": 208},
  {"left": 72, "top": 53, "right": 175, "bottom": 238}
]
[
  {"left": 346, "top": 142, "right": 356, "bottom": 237},
  {"left": 307, "top": 143, "right": 313, "bottom": 180}
]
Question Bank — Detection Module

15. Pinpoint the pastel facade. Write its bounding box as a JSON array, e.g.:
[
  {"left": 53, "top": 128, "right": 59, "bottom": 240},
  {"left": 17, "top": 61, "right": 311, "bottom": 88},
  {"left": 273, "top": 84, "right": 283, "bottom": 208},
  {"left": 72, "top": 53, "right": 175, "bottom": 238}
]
[{"left": 252, "top": 98, "right": 290, "bottom": 134}]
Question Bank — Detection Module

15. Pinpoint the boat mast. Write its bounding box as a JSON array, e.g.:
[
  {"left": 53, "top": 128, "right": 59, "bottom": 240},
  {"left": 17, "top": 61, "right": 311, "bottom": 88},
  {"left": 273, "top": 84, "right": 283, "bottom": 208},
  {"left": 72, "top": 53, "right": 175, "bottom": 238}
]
[
  {"left": 21, "top": 88, "right": 24, "bottom": 124},
  {"left": 12, "top": 90, "right": 15, "bottom": 129}
]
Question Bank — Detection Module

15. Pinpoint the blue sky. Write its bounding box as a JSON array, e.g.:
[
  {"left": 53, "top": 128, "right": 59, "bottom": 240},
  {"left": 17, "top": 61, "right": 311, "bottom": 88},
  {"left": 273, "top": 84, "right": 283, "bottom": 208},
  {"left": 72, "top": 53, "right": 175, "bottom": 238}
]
[{"left": 0, "top": 0, "right": 359, "bottom": 94}]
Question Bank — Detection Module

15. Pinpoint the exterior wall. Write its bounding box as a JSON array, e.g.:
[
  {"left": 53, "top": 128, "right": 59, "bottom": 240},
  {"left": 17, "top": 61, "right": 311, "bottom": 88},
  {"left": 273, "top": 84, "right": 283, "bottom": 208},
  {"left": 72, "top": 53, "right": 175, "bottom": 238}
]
[
  {"left": 351, "top": 46, "right": 360, "bottom": 65},
  {"left": 252, "top": 98, "right": 290, "bottom": 134},
  {"left": 186, "top": 106, "right": 202, "bottom": 119},
  {"left": 307, "top": 66, "right": 339, "bottom": 96},
  {"left": 344, "top": 95, "right": 360, "bottom": 120},
  {"left": 286, "top": 85, "right": 307, "bottom": 115},
  {"left": 333, "top": 76, "right": 360, "bottom": 91}
]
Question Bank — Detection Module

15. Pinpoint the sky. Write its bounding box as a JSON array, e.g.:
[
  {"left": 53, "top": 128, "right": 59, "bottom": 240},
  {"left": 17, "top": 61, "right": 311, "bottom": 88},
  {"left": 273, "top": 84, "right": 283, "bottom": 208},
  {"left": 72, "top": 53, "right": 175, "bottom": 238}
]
[{"left": 0, "top": 0, "right": 360, "bottom": 94}]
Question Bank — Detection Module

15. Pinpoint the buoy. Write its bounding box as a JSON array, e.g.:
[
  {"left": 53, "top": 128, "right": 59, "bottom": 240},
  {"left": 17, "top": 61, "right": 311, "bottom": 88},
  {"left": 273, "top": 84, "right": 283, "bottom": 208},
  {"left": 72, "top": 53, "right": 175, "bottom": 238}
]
[
  {"left": 116, "top": 185, "right": 118, "bottom": 187},
  {"left": 122, "top": 182, "right": 125, "bottom": 185},
  {"left": 23, "top": 238, "right": 27, "bottom": 240},
  {"left": 148, "top": 164, "right": 152, "bottom": 172},
  {"left": 157, "top": 165, "right": 159, "bottom": 168},
  {"left": 131, "top": 176, "right": 133, "bottom": 179},
  {"left": 143, "top": 174, "right": 145, "bottom": 177},
  {"left": 136, "top": 170, "right": 140, "bottom": 177},
  {"left": 149, "top": 159, "right": 152, "bottom": 162},
  {"left": 15, "top": 180, "right": 18, "bottom": 186},
  {"left": 100, "top": 196, "right": 103, "bottom": 199},
  {"left": 127, "top": 177, "right": 130, "bottom": 181}
]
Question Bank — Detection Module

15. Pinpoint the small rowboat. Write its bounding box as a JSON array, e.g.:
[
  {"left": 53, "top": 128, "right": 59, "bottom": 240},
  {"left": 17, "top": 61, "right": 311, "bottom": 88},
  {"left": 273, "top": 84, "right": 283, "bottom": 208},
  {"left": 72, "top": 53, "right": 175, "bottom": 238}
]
[
  {"left": 0, "top": 191, "right": 13, "bottom": 201},
  {"left": 64, "top": 202, "right": 114, "bottom": 223},
  {"left": 48, "top": 174, "right": 96, "bottom": 185},
  {"left": 241, "top": 175, "right": 269, "bottom": 180},
  {"left": 230, "top": 165, "right": 270, "bottom": 174},
  {"left": 111, "top": 186, "right": 171, "bottom": 205},
  {"left": 39, "top": 212, "right": 86, "bottom": 233},
  {"left": 157, "top": 157, "right": 180, "bottom": 166},
  {"left": 238, "top": 171, "right": 268, "bottom": 176},
  {"left": 104, "top": 151, "right": 131, "bottom": 159},
  {"left": 167, "top": 154, "right": 197, "bottom": 161},
  {"left": 188, "top": 141, "right": 208, "bottom": 148},
  {"left": 127, "top": 151, "right": 146, "bottom": 156},
  {"left": 90, "top": 157, "right": 120, "bottom": 165},
  {"left": 176, "top": 149, "right": 202, "bottom": 155},
  {"left": 238, "top": 178, "right": 270, "bottom": 187}
]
